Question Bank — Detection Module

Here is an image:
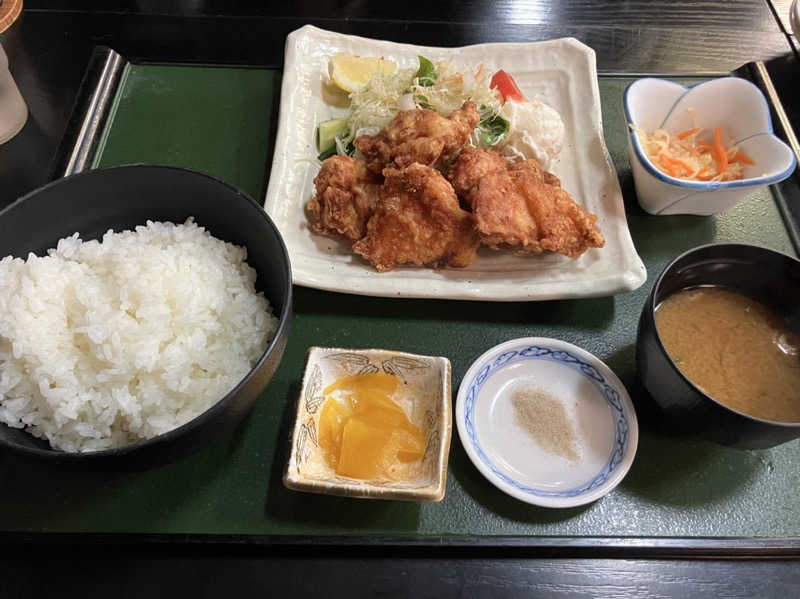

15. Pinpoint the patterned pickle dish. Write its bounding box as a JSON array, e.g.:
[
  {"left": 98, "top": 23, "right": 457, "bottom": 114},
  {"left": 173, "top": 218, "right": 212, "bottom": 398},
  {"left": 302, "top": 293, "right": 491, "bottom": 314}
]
[
  {"left": 284, "top": 346, "right": 452, "bottom": 502},
  {"left": 456, "top": 337, "right": 638, "bottom": 508}
]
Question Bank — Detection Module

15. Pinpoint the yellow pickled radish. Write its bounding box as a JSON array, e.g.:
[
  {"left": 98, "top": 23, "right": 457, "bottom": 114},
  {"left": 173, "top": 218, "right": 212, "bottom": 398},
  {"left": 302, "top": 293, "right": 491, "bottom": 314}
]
[
  {"left": 318, "top": 397, "right": 353, "bottom": 469},
  {"left": 336, "top": 420, "right": 426, "bottom": 479},
  {"left": 391, "top": 428, "right": 426, "bottom": 463},
  {"left": 350, "top": 387, "right": 403, "bottom": 415},
  {"left": 336, "top": 417, "right": 393, "bottom": 479},
  {"left": 317, "top": 372, "right": 426, "bottom": 480},
  {"left": 323, "top": 371, "right": 399, "bottom": 396},
  {"left": 328, "top": 53, "right": 397, "bottom": 93}
]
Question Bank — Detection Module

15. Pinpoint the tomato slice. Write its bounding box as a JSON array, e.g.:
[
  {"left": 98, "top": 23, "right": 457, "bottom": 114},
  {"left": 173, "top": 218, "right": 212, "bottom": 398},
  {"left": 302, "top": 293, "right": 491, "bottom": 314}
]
[{"left": 490, "top": 69, "right": 526, "bottom": 103}]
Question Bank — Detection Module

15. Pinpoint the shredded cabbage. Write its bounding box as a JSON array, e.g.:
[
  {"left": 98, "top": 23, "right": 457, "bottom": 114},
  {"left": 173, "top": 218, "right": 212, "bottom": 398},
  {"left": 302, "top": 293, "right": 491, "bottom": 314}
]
[
  {"left": 337, "top": 60, "right": 504, "bottom": 154},
  {"left": 320, "top": 56, "right": 569, "bottom": 169}
]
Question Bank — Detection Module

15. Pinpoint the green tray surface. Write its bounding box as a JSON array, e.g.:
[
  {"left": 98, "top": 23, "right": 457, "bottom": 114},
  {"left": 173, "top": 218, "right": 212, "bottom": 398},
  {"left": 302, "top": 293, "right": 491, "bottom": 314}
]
[
  {"left": 92, "top": 64, "right": 278, "bottom": 201},
  {"left": 0, "top": 70, "right": 797, "bottom": 539}
]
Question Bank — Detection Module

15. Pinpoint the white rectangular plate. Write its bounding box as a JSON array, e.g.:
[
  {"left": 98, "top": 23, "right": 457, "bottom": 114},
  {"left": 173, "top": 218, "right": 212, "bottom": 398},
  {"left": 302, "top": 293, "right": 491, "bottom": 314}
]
[{"left": 264, "top": 25, "right": 647, "bottom": 301}]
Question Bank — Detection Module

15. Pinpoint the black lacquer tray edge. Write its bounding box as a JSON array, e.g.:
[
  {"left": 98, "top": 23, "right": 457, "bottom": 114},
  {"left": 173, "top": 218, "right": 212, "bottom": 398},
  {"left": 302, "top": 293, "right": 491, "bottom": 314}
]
[
  {"left": 733, "top": 60, "right": 800, "bottom": 254},
  {"left": 14, "top": 46, "right": 800, "bottom": 555},
  {"left": 2, "top": 531, "right": 800, "bottom": 558}
]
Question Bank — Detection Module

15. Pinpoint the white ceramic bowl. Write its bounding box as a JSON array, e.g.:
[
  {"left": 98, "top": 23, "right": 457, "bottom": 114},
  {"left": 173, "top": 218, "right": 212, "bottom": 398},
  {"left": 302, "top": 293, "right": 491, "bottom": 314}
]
[
  {"left": 455, "top": 337, "right": 638, "bottom": 508},
  {"left": 624, "top": 77, "right": 796, "bottom": 215}
]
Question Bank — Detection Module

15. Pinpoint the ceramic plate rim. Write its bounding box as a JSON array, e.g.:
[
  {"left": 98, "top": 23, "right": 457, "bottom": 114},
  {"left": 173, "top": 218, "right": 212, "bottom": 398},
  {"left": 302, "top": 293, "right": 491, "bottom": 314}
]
[
  {"left": 264, "top": 25, "right": 646, "bottom": 301},
  {"left": 455, "top": 337, "right": 639, "bottom": 508}
]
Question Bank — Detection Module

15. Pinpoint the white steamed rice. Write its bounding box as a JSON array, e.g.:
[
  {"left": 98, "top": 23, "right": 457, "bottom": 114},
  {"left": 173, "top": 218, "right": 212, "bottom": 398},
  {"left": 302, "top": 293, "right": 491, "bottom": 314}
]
[{"left": 0, "top": 219, "right": 277, "bottom": 453}]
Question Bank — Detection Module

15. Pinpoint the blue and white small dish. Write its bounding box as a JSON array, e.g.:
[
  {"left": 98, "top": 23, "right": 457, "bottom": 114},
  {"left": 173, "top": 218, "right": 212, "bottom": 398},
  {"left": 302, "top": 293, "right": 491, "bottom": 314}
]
[
  {"left": 624, "top": 77, "right": 796, "bottom": 215},
  {"left": 456, "top": 337, "right": 638, "bottom": 508}
]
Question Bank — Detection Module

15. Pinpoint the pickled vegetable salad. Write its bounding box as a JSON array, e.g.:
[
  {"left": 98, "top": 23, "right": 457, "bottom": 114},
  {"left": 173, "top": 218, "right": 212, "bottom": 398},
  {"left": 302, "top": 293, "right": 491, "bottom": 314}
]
[
  {"left": 317, "top": 56, "right": 515, "bottom": 161},
  {"left": 634, "top": 121, "right": 754, "bottom": 182}
]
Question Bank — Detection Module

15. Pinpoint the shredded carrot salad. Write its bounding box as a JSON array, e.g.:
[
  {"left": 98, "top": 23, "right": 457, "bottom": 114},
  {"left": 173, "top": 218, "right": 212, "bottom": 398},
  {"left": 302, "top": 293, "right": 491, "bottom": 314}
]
[{"left": 633, "top": 116, "right": 754, "bottom": 182}]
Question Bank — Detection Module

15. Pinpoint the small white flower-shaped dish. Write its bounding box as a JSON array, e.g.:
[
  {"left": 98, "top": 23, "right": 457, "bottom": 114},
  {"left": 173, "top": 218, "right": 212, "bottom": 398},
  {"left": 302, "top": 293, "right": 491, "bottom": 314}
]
[
  {"left": 456, "top": 337, "right": 638, "bottom": 508},
  {"left": 624, "top": 77, "right": 796, "bottom": 215},
  {"left": 284, "top": 347, "right": 452, "bottom": 502}
]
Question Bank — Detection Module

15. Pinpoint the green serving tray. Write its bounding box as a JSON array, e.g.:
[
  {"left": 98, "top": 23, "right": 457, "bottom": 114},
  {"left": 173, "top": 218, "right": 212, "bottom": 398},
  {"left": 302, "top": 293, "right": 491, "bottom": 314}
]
[{"left": 1, "top": 65, "right": 797, "bottom": 543}]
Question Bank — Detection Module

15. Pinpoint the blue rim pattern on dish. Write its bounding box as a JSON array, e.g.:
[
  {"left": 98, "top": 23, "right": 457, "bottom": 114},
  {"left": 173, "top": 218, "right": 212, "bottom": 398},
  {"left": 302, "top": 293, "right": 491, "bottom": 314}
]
[
  {"left": 622, "top": 77, "right": 797, "bottom": 191},
  {"left": 463, "top": 345, "right": 629, "bottom": 498}
]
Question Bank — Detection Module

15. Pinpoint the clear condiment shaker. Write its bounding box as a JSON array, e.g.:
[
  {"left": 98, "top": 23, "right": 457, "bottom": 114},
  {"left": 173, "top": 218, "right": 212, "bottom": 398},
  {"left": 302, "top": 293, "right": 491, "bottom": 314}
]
[{"left": 0, "top": 41, "right": 28, "bottom": 144}]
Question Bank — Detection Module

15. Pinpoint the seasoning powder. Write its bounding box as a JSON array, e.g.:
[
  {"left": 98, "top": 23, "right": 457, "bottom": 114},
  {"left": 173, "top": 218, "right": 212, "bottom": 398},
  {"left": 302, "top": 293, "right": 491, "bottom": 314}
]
[{"left": 511, "top": 387, "right": 581, "bottom": 462}]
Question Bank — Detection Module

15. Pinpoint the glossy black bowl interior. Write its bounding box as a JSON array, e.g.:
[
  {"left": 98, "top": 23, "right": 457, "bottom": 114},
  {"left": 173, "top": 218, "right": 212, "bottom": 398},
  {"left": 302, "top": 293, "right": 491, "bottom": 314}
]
[
  {"left": 636, "top": 243, "right": 800, "bottom": 449},
  {"left": 0, "top": 165, "right": 292, "bottom": 468}
]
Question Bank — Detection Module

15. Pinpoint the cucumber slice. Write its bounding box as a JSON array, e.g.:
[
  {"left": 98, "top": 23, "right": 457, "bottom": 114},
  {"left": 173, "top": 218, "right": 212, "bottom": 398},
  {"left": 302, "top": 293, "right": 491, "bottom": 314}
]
[{"left": 316, "top": 118, "right": 349, "bottom": 155}]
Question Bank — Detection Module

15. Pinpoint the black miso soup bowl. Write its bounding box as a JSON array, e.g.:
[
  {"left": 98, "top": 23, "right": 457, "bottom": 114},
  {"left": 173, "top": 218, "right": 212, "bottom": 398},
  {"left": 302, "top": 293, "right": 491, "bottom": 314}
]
[
  {"left": 0, "top": 165, "right": 292, "bottom": 469},
  {"left": 636, "top": 243, "right": 800, "bottom": 449}
]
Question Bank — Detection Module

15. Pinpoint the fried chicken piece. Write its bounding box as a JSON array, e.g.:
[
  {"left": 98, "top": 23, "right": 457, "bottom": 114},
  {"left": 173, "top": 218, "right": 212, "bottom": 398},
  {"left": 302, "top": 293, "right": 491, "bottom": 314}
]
[
  {"left": 511, "top": 156, "right": 562, "bottom": 187},
  {"left": 355, "top": 102, "right": 480, "bottom": 174},
  {"left": 353, "top": 163, "right": 479, "bottom": 271},
  {"left": 447, "top": 145, "right": 507, "bottom": 209},
  {"left": 307, "top": 155, "right": 382, "bottom": 242},
  {"left": 447, "top": 147, "right": 604, "bottom": 258},
  {"left": 448, "top": 147, "right": 541, "bottom": 252},
  {"left": 449, "top": 146, "right": 559, "bottom": 208},
  {"left": 509, "top": 160, "right": 605, "bottom": 258}
]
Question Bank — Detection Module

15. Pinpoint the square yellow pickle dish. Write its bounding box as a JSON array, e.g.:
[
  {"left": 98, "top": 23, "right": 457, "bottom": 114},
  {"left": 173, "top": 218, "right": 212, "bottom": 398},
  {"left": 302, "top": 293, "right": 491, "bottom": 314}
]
[{"left": 284, "top": 346, "right": 452, "bottom": 501}]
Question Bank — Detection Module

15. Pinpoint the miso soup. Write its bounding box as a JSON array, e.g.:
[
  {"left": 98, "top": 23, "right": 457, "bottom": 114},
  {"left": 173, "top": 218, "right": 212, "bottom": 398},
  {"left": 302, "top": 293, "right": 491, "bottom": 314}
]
[{"left": 655, "top": 286, "right": 800, "bottom": 423}]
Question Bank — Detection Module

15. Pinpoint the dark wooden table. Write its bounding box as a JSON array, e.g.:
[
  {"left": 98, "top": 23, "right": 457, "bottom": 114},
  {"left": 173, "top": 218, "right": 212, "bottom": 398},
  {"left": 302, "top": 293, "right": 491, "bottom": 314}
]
[{"left": 1, "top": 2, "right": 799, "bottom": 596}]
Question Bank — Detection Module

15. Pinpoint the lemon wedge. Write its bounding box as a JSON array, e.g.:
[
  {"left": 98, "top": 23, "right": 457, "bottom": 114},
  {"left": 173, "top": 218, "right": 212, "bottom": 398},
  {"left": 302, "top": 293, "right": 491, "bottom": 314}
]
[{"left": 329, "top": 53, "right": 397, "bottom": 93}]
